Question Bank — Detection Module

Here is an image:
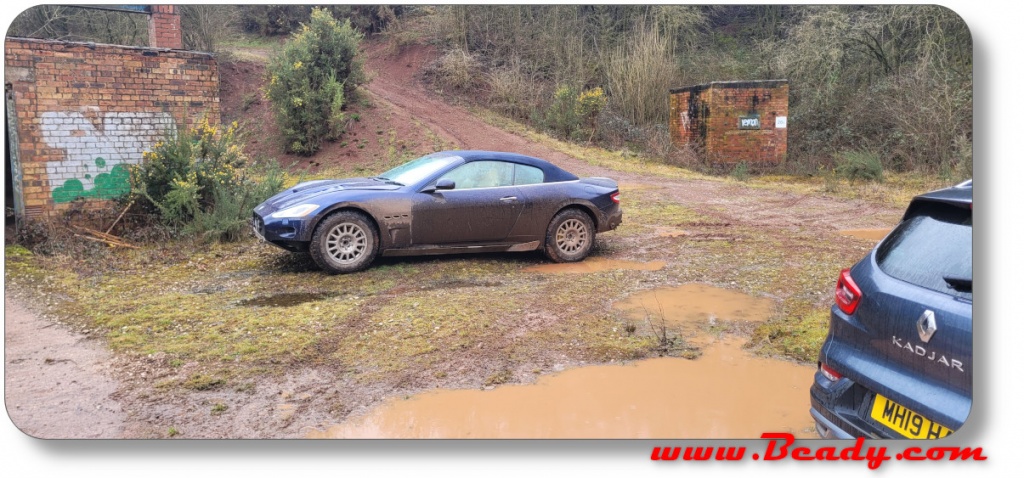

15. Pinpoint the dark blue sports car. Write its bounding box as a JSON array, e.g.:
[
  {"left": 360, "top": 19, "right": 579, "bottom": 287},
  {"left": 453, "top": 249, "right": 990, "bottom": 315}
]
[{"left": 252, "top": 150, "right": 622, "bottom": 273}]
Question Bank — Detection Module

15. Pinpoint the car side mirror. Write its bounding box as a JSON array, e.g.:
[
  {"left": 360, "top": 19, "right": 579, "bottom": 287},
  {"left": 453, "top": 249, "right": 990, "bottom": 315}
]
[{"left": 421, "top": 178, "right": 455, "bottom": 194}]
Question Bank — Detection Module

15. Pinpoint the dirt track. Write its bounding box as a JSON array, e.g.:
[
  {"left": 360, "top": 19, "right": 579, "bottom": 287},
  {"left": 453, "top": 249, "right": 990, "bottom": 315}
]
[{"left": 4, "top": 297, "right": 125, "bottom": 438}]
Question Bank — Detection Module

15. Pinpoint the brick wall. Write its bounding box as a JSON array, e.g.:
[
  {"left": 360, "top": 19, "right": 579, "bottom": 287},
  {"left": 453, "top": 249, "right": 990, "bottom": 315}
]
[
  {"left": 149, "top": 5, "right": 183, "bottom": 49},
  {"left": 5, "top": 37, "right": 219, "bottom": 216},
  {"left": 670, "top": 80, "right": 788, "bottom": 166}
]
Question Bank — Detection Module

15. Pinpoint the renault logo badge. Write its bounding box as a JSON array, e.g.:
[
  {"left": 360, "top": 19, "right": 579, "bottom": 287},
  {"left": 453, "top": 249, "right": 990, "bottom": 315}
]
[{"left": 917, "top": 310, "right": 937, "bottom": 343}]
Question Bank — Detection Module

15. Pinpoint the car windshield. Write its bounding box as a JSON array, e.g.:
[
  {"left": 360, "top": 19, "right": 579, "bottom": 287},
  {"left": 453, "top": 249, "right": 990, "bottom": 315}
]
[{"left": 377, "top": 154, "right": 461, "bottom": 186}]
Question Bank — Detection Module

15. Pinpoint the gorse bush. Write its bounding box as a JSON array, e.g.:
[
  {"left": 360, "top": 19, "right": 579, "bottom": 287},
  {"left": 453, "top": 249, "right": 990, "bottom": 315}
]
[
  {"left": 545, "top": 85, "right": 607, "bottom": 141},
  {"left": 266, "top": 8, "right": 363, "bottom": 155},
  {"left": 575, "top": 86, "right": 607, "bottom": 135},
  {"left": 132, "top": 118, "right": 285, "bottom": 242},
  {"left": 545, "top": 85, "right": 581, "bottom": 139}
]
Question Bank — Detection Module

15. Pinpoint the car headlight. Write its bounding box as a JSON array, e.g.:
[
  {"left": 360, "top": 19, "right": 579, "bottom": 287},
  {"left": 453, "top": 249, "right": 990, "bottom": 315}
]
[{"left": 269, "top": 204, "right": 319, "bottom": 219}]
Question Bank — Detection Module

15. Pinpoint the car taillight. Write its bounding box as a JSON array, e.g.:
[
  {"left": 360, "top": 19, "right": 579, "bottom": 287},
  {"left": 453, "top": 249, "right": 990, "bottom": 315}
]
[
  {"left": 835, "top": 268, "right": 862, "bottom": 315},
  {"left": 820, "top": 363, "right": 843, "bottom": 382},
  {"left": 611, "top": 191, "right": 620, "bottom": 204}
]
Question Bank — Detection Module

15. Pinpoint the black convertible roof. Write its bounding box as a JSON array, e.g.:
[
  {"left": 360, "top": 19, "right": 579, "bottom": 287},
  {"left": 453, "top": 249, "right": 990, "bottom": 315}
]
[{"left": 437, "top": 150, "right": 579, "bottom": 182}]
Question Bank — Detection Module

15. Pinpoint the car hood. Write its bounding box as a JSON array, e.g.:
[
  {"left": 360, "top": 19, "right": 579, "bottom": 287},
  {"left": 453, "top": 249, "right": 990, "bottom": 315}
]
[{"left": 256, "top": 178, "right": 401, "bottom": 214}]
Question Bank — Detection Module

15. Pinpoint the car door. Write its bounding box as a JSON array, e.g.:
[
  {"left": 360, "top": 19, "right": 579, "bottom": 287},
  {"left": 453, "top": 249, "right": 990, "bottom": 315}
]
[{"left": 411, "top": 160, "right": 526, "bottom": 245}]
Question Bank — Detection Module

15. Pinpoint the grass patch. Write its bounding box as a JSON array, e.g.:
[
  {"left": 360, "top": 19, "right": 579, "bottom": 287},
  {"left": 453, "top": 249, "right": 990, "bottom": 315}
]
[
  {"left": 6, "top": 232, "right": 668, "bottom": 389},
  {"left": 183, "top": 374, "right": 226, "bottom": 391},
  {"left": 615, "top": 187, "right": 710, "bottom": 235},
  {"left": 484, "top": 369, "right": 513, "bottom": 386},
  {"left": 749, "top": 171, "right": 948, "bottom": 208},
  {"left": 749, "top": 305, "right": 831, "bottom": 363},
  {"left": 211, "top": 402, "right": 229, "bottom": 415}
]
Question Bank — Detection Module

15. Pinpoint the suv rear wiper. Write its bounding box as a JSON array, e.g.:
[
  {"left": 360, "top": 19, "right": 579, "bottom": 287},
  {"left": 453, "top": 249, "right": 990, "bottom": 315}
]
[{"left": 943, "top": 275, "right": 972, "bottom": 293}]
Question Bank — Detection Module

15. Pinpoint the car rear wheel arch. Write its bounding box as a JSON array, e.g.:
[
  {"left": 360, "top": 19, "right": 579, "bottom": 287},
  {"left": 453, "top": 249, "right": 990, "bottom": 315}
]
[{"left": 555, "top": 202, "right": 599, "bottom": 229}]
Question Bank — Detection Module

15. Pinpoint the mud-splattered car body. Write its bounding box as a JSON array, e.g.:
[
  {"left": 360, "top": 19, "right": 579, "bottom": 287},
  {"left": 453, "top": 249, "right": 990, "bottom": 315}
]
[
  {"left": 810, "top": 180, "right": 972, "bottom": 439},
  {"left": 252, "top": 150, "right": 622, "bottom": 273}
]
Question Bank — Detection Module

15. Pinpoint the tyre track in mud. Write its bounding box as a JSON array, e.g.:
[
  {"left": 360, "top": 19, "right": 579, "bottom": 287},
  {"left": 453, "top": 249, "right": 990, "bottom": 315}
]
[{"left": 364, "top": 43, "right": 903, "bottom": 233}]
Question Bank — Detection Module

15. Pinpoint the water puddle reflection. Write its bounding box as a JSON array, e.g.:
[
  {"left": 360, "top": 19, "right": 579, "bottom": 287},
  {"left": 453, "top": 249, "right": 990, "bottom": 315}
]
[
  {"left": 310, "top": 283, "right": 815, "bottom": 439},
  {"left": 524, "top": 257, "right": 666, "bottom": 274},
  {"left": 308, "top": 336, "right": 814, "bottom": 438},
  {"left": 839, "top": 228, "right": 890, "bottom": 242},
  {"left": 613, "top": 283, "right": 775, "bottom": 328}
]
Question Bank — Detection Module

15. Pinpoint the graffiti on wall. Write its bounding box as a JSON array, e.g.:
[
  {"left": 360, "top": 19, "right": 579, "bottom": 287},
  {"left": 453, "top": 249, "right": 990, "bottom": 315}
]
[{"left": 40, "top": 111, "right": 175, "bottom": 203}]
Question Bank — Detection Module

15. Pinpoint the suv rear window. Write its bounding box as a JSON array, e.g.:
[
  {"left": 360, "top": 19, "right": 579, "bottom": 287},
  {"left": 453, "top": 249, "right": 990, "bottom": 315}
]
[{"left": 875, "top": 203, "right": 972, "bottom": 300}]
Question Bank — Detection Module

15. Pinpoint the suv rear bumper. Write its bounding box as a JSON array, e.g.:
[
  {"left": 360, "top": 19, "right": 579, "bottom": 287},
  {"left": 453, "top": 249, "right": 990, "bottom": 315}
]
[
  {"left": 810, "top": 408, "right": 854, "bottom": 439},
  {"left": 810, "top": 370, "right": 889, "bottom": 439}
]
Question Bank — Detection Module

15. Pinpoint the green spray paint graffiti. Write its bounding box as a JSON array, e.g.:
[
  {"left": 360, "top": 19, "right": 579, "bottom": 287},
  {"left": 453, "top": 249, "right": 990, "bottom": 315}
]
[
  {"left": 41, "top": 111, "right": 175, "bottom": 204},
  {"left": 51, "top": 157, "right": 131, "bottom": 203}
]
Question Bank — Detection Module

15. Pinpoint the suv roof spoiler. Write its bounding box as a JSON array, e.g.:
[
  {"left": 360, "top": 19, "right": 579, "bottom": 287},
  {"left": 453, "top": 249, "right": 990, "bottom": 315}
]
[{"left": 902, "top": 180, "right": 973, "bottom": 221}]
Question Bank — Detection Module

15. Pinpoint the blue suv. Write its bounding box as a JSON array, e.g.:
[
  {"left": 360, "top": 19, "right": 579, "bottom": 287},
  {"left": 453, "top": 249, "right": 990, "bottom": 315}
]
[{"left": 810, "top": 180, "right": 972, "bottom": 439}]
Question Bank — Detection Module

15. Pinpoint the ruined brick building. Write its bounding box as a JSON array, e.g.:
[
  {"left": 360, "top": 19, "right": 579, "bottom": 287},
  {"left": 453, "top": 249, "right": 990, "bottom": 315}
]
[
  {"left": 5, "top": 5, "right": 220, "bottom": 221},
  {"left": 669, "top": 80, "right": 789, "bottom": 167}
]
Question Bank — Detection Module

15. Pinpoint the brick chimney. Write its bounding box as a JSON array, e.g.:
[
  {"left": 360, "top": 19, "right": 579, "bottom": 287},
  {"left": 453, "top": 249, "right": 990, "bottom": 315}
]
[{"left": 148, "top": 5, "right": 182, "bottom": 49}]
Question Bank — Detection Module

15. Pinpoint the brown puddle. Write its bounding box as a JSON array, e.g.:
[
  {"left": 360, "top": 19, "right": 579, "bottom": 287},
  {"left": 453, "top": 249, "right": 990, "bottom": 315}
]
[
  {"left": 523, "top": 257, "right": 666, "bottom": 274},
  {"left": 613, "top": 283, "right": 775, "bottom": 328},
  {"left": 839, "top": 228, "right": 891, "bottom": 242},
  {"left": 309, "top": 283, "right": 815, "bottom": 439},
  {"left": 308, "top": 337, "right": 815, "bottom": 439}
]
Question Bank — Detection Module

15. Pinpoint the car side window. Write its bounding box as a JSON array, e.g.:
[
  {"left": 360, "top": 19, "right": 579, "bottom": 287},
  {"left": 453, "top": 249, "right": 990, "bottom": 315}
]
[
  {"left": 438, "top": 161, "right": 515, "bottom": 189},
  {"left": 514, "top": 164, "right": 544, "bottom": 185}
]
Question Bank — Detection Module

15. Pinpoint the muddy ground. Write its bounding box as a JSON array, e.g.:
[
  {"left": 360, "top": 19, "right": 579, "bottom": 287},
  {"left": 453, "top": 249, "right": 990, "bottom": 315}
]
[{"left": 4, "top": 41, "right": 906, "bottom": 439}]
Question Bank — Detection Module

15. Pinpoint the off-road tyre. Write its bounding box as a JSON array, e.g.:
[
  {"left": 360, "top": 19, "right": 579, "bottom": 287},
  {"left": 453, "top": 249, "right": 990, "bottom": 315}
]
[
  {"left": 309, "top": 211, "right": 378, "bottom": 274},
  {"left": 543, "top": 208, "right": 595, "bottom": 263}
]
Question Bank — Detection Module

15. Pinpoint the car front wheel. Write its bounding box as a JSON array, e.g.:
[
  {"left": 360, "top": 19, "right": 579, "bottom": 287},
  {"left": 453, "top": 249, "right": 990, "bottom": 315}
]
[
  {"left": 310, "top": 211, "right": 378, "bottom": 273},
  {"left": 543, "top": 208, "right": 594, "bottom": 263}
]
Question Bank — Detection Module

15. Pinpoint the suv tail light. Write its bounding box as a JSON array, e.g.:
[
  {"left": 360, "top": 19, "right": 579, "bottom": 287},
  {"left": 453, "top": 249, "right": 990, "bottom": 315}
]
[
  {"left": 610, "top": 191, "right": 620, "bottom": 204},
  {"left": 835, "top": 268, "right": 862, "bottom": 315},
  {"left": 820, "top": 362, "right": 843, "bottom": 382}
]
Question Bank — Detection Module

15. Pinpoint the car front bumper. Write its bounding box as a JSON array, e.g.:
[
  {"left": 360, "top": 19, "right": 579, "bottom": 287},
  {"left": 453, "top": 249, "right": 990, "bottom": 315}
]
[{"left": 251, "top": 213, "right": 309, "bottom": 252}]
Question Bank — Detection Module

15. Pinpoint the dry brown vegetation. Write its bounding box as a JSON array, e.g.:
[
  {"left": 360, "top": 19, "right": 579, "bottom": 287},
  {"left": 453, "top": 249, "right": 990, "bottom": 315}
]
[{"left": 400, "top": 5, "right": 972, "bottom": 180}]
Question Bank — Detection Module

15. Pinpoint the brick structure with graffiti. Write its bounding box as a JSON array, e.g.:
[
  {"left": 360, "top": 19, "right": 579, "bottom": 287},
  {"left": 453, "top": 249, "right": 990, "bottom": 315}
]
[
  {"left": 669, "top": 80, "right": 788, "bottom": 167},
  {"left": 4, "top": 5, "right": 218, "bottom": 219}
]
